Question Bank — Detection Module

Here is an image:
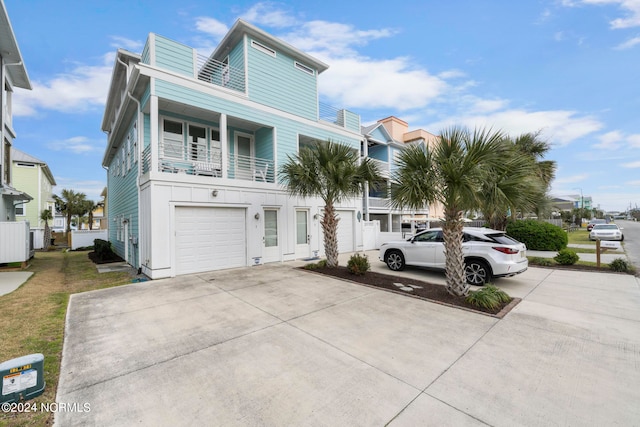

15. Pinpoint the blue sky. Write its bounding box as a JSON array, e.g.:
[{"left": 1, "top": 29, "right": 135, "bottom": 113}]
[{"left": 5, "top": 0, "right": 640, "bottom": 212}]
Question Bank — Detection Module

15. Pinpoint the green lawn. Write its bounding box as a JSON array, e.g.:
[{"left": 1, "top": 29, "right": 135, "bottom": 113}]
[
  {"left": 566, "top": 229, "right": 595, "bottom": 245},
  {"left": 0, "top": 250, "right": 132, "bottom": 426}
]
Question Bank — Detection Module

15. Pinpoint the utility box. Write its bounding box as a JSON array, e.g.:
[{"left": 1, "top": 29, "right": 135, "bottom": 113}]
[{"left": 0, "top": 354, "right": 45, "bottom": 403}]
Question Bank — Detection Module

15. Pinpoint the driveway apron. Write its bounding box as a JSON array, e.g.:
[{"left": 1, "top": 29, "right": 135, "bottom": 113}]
[{"left": 56, "top": 264, "right": 640, "bottom": 426}]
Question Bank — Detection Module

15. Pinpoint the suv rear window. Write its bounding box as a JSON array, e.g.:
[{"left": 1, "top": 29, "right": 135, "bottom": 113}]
[{"left": 486, "top": 233, "right": 520, "bottom": 245}]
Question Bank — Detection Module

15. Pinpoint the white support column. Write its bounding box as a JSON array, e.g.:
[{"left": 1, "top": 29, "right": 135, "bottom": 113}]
[
  {"left": 220, "top": 113, "right": 228, "bottom": 178},
  {"left": 150, "top": 95, "right": 159, "bottom": 174}
]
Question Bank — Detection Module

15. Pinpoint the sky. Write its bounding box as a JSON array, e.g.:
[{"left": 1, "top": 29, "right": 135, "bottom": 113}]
[{"left": 4, "top": 0, "right": 640, "bottom": 212}]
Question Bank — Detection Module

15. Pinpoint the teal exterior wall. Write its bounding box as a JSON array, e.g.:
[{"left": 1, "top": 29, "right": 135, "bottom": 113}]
[
  {"left": 369, "top": 127, "right": 389, "bottom": 143},
  {"left": 246, "top": 36, "right": 318, "bottom": 121},
  {"left": 107, "top": 117, "right": 140, "bottom": 267},
  {"left": 154, "top": 35, "right": 194, "bottom": 77},
  {"left": 154, "top": 79, "right": 360, "bottom": 170}
]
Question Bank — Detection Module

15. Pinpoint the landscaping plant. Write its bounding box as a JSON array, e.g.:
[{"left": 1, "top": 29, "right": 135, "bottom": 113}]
[
  {"left": 609, "top": 258, "right": 634, "bottom": 273},
  {"left": 506, "top": 219, "right": 568, "bottom": 251},
  {"left": 347, "top": 253, "right": 370, "bottom": 276},
  {"left": 554, "top": 248, "right": 579, "bottom": 265},
  {"left": 465, "top": 285, "right": 511, "bottom": 310}
]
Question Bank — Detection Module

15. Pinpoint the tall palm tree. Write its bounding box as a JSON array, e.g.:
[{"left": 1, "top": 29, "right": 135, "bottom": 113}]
[
  {"left": 390, "top": 127, "right": 505, "bottom": 297},
  {"left": 280, "top": 140, "right": 382, "bottom": 268}
]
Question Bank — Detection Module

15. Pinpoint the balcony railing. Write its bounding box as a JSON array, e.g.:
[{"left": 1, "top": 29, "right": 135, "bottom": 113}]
[
  {"left": 195, "top": 53, "right": 245, "bottom": 93},
  {"left": 148, "top": 142, "right": 274, "bottom": 183},
  {"left": 228, "top": 153, "right": 274, "bottom": 183},
  {"left": 368, "top": 158, "right": 390, "bottom": 177}
]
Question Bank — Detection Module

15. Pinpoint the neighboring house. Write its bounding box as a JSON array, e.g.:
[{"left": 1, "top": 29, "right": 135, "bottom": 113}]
[
  {"left": 0, "top": 0, "right": 34, "bottom": 264},
  {"left": 102, "top": 20, "right": 364, "bottom": 279},
  {"left": 11, "top": 148, "right": 56, "bottom": 248},
  {"left": 0, "top": 0, "right": 32, "bottom": 222},
  {"left": 361, "top": 116, "right": 443, "bottom": 233}
]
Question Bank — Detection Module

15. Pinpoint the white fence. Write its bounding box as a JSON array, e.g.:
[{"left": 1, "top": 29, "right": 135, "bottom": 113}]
[
  {"left": 0, "top": 221, "right": 32, "bottom": 263},
  {"left": 71, "top": 230, "right": 108, "bottom": 250}
]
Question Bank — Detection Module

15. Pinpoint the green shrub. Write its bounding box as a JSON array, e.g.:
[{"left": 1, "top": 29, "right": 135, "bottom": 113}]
[
  {"left": 347, "top": 253, "right": 370, "bottom": 276},
  {"left": 466, "top": 285, "right": 511, "bottom": 310},
  {"left": 554, "top": 248, "right": 579, "bottom": 265},
  {"left": 303, "top": 259, "right": 328, "bottom": 270},
  {"left": 94, "top": 239, "right": 116, "bottom": 261},
  {"left": 529, "top": 257, "right": 552, "bottom": 266},
  {"left": 609, "top": 258, "right": 633, "bottom": 273},
  {"left": 317, "top": 259, "right": 327, "bottom": 268},
  {"left": 506, "top": 220, "right": 568, "bottom": 251}
]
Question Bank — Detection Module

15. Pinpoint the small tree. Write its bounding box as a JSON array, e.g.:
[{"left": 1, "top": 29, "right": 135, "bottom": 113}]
[
  {"left": 40, "top": 209, "right": 53, "bottom": 250},
  {"left": 280, "top": 140, "right": 382, "bottom": 267}
]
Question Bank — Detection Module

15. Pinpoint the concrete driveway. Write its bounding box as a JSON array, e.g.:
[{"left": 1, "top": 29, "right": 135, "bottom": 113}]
[{"left": 56, "top": 258, "right": 640, "bottom": 426}]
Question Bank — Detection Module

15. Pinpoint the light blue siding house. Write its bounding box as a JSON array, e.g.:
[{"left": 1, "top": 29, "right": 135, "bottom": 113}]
[
  {"left": 101, "top": 20, "right": 363, "bottom": 278},
  {"left": 361, "top": 116, "right": 439, "bottom": 235}
]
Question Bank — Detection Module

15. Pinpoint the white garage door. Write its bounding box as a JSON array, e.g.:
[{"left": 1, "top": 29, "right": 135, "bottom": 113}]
[
  {"left": 336, "top": 210, "right": 354, "bottom": 253},
  {"left": 175, "top": 207, "right": 246, "bottom": 275}
]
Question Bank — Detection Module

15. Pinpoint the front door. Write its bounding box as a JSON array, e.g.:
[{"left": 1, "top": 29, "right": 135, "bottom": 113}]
[
  {"left": 263, "top": 209, "right": 280, "bottom": 262},
  {"left": 235, "top": 133, "right": 254, "bottom": 180},
  {"left": 295, "top": 209, "right": 310, "bottom": 259}
]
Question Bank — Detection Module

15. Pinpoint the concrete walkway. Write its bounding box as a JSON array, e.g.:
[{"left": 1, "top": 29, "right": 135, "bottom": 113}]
[
  {"left": 0, "top": 271, "right": 33, "bottom": 297},
  {"left": 56, "top": 258, "right": 640, "bottom": 426}
]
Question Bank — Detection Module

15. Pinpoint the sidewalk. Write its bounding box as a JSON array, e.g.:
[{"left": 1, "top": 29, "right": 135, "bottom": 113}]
[
  {"left": 528, "top": 243, "right": 627, "bottom": 264},
  {"left": 0, "top": 271, "right": 33, "bottom": 297}
]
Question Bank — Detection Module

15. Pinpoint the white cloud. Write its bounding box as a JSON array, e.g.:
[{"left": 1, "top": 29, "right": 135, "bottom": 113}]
[
  {"left": 240, "top": 3, "right": 298, "bottom": 28},
  {"left": 627, "top": 180, "right": 640, "bottom": 185},
  {"left": 627, "top": 134, "right": 640, "bottom": 147},
  {"left": 553, "top": 173, "right": 590, "bottom": 185},
  {"left": 48, "top": 136, "right": 103, "bottom": 154},
  {"left": 567, "top": 0, "right": 640, "bottom": 29},
  {"left": 284, "top": 20, "right": 397, "bottom": 57},
  {"left": 622, "top": 160, "right": 640, "bottom": 167},
  {"left": 110, "top": 36, "right": 144, "bottom": 52},
  {"left": 194, "top": 17, "right": 229, "bottom": 39},
  {"left": 318, "top": 56, "right": 448, "bottom": 111},
  {"left": 593, "top": 130, "right": 624, "bottom": 149},
  {"left": 426, "top": 109, "right": 602, "bottom": 146},
  {"left": 53, "top": 178, "right": 106, "bottom": 202},
  {"left": 615, "top": 35, "right": 640, "bottom": 48},
  {"left": 13, "top": 53, "right": 114, "bottom": 116}
]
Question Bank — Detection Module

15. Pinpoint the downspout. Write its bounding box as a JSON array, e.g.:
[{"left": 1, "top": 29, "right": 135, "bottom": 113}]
[{"left": 126, "top": 90, "right": 142, "bottom": 273}]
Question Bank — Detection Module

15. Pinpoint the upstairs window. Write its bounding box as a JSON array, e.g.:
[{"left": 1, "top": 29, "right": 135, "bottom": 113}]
[
  {"left": 251, "top": 40, "right": 276, "bottom": 57},
  {"left": 163, "top": 120, "right": 184, "bottom": 159},
  {"left": 15, "top": 204, "right": 25, "bottom": 216},
  {"left": 188, "top": 125, "right": 207, "bottom": 162}
]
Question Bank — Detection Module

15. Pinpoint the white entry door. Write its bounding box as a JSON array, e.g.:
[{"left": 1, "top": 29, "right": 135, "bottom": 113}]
[
  {"left": 263, "top": 209, "right": 280, "bottom": 263},
  {"left": 295, "top": 209, "right": 310, "bottom": 259},
  {"left": 336, "top": 210, "right": 354, "bottom": 253}
]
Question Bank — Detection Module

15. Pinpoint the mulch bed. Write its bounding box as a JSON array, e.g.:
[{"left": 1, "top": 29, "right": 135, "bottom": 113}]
[
  {"left": 87, "top": 251, "right": 125, "bottom": 265},
  {"left": 302, "top": 266, "right": 519, "bottom": 317}
]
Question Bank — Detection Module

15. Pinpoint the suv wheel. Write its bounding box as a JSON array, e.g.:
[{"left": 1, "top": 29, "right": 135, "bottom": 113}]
[
  {"left": 385, "top": 250, "right": 405, "bottom": 271},
  {"left": 465, "top": 260, "right": 491, "bottom": 286}
]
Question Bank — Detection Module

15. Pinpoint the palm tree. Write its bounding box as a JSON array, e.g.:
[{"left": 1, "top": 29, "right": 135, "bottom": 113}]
[
  {"left": 280, "top": 140, "right": 382, "bottom": 267},
  {"left": 390, "top": 127, "right": 506, "bottom": 297},
  {"left": 40, "top": 209, "right": 53, "bottom": 250},
  {"left": 480, "top": 141, "right": 543, "bottom": 230},
  {"left": 82, "top": 200, "right": 98, "bottom": 230},
  {"left": 54, "top": 189, "right": 88, "bottom": 234}
]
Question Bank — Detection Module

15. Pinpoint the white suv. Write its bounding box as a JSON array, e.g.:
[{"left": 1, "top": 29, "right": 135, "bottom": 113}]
[{"left": 378, "top": 227, "right": 528, "bottom": 285}]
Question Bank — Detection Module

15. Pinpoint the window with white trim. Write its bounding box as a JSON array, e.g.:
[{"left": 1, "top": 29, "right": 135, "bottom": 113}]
[
  {"left": 251, "top": 40, "right": 276, "bottom": 57},
  {"left": 15, "top": 204, "right": 25, "bottom": 216},
  {"left": 294, "top": 61, "right": 314, "bottom": 75},
  {"left": 162, "top": 119, "right": 184, "bottom": 159},
  {"left": 132, "top": 121, "right": 138, "bottom": 164},
  {"left": 127, "top": 135, "right": 132, "bottom": 171}
]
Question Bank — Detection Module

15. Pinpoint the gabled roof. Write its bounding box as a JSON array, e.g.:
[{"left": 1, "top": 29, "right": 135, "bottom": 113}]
[
  {"left": 211, "top": 19, "right": 329, "bottom": 74},
  {"left": 11, "top": 147, "right": 56, "bottom": 185},
  {"left": 0, "top": 0, "right": 31, "bottom": 89},
  {"left": 362, "top": 121, "right": 398, "bottom": 146}
]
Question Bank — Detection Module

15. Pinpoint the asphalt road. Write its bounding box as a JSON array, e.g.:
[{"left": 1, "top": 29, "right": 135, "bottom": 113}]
[{"left": 619, "top": 219, "right": 640, "bottom": 272}]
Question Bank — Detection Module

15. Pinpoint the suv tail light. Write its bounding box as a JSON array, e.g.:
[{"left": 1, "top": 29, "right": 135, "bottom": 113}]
[{"left": 492, "top": 247, "right": 519, "bottom": 255}]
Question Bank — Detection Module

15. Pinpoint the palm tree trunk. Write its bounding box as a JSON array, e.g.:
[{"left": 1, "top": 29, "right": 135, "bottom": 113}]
[
  {"left": 321, "top": 201, "right": 340, "bottom": 267},
  {"left": 442, "top": 209, "right": 469, "bottom": 297},
  {"left": 43, "top": 221, "right": 51, "bottom": 251}
]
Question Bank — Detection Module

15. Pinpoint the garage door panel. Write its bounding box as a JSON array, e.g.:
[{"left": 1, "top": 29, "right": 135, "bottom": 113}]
[{"left": 175, "top": 207, "right": 246, "bottom": 275}]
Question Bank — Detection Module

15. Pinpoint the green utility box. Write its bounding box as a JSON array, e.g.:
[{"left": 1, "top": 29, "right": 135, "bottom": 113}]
[{"left": 0, "top": 354, "right": 45, "bottom": 403}]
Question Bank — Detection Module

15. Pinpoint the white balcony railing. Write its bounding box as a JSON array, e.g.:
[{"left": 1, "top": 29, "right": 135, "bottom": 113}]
[
  {"left": 228, "top": 153, "right": 274, "bottom": 183},
  {"left": 368, "top": 158, "right": 390, "bottom": 177},
  {"left": 195, "top": 53, "right": 245, "bottom": 93}
]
